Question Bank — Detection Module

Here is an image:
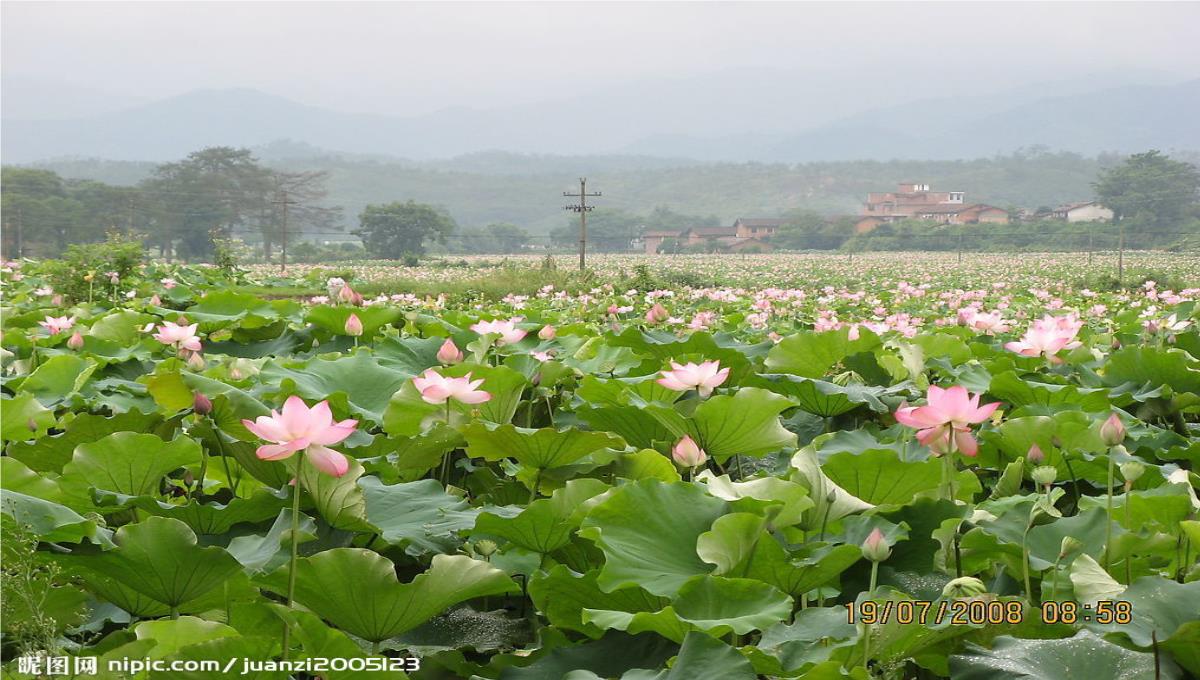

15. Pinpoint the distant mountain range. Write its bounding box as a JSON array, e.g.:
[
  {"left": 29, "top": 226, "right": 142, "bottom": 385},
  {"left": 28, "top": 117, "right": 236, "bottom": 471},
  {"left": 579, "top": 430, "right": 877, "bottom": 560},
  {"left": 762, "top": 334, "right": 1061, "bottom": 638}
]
[{"left": 3, "top": 76, "right": 1197, "bottom": 164}]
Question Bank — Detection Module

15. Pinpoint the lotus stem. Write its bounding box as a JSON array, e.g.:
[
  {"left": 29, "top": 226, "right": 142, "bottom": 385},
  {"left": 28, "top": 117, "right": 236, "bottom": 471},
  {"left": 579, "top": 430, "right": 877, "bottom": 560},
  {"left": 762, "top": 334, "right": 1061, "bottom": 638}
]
[
  {"left": 1104, "top": 448, "right": 1115, "bottom": 570},
  {"left": 282, "top": 455, "right": 303, "bottom": 660}
]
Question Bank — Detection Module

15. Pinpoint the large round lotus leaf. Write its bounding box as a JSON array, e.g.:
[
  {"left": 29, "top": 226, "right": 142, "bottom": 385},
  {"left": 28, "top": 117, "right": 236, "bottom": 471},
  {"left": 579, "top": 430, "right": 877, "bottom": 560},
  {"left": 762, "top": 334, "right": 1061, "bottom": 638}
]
[
  {"left": 644, "top": 387, "right": 797, "bottom": 463},
  {"left": 60, "top": 431, "right": 201, "bottom": 500},
  {"left": 67, "top": 515, "right": 242, "bottom": 608},
  {"left": 949, "top": 631, "right": 1181, "bottom": 680},
  {"left": 582, "top": 575, "right": 793, "bottom": 642},
  {"left": 465, "top": 423, "right": 625, "bottom": 470},
  {"left": 579, "top": 479, "right": 727, "bottom": 597},
  {"left": 259, "top": 549, "right": 518, "bottom": 643}
]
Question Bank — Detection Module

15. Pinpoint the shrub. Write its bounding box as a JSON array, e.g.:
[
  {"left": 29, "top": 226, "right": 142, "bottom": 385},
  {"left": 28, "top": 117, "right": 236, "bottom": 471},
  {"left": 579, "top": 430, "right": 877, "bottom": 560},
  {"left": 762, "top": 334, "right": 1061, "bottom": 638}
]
[{"left": 42, "top": 231, "right": 145, "bottom": 303}]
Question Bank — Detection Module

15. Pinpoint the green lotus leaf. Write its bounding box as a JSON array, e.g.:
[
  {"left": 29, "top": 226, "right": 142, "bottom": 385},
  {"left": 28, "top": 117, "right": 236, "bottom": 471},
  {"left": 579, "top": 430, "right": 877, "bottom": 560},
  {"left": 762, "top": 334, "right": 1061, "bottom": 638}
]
[
  {"left": 17, "top": 354, "right": 98, "bottom": 406},
  {"left": 788, "top": 443, "right": 874, "bottom": 530},
  {"left": 1, "top": 392, "right": 56, "bottom": 442},
  {"left": 360, "top": 476, "right": 480, "bottom": 556},
  {"left": 645, "top": 387, "right": 797, "bottom": 463},
  {"left": 0, "top": 491, "right": 113, "bottom": 546},
  {"left": 305, "top": 304, "right": 402, "bottom": 338},
  {"left": 259, "top": 549, "right": 518, "bottom": 643},
  {"left": 1069, "top": 554, "right": 1125, "bottom": 603},
  {"left": 582, "top": 575, "right": 792, "bottom": 643},
  {"left": 69, "top": 516, "right": 242, "bottom": 608},
  {"left": 227, "top": 508, "right": 318, "bottom": 574},
  {"left": 613, "top": 449, "right": 681, "bottom": 483},
  {"left": 91, "top": 486, "right": 288, "bottom": 535},
  {"left": 528, "top": 566, "right": 667, "bottom": 639},
  {"left": 1161, "top": 621, "right": 1200, "bottom": 676},
  {"left": 643, "top": 630, "right": 758, "bottom": 680},
  {"left": 699, "top": 474, "right": 813, "bottom": 528},
  {"left": 465, "top": 422, "right": 626, "bottom": 471},
  {"left": 765, "top": 327, "right": 880, "bottom": 378},
  {"left": 746, "top": 606, "right": 858, "bottom": 676},
  {"left": 948, "top": 631, "right": 1181, "bottom": 680},
  {"left": 745, "top": 374, "right": 892, "bottom": 416},
  {"left": 498, "top": 630, "right": 678, "bottom": 680},
  {"left": 475, "top": 479, "right": 610, "bottom": 554},
  {"left": 1084, "top": 576, "right": 1200, "bottom": 647},
  {"left": 989, "top": 370, "right": 1111, "bottom": 413},
  {"left": 59, "top": 432, "right": 201, "bottom": 501},
  {"left": 297, "top": 456, "right": 371, "bottom": 531},
  {"left": 1103, "top": 346, "right": 1200, "bottom": 397},
  {"left": 820, "top": 449, "right": 944, "bottom": 506},
  {"left": 261, "top": 351, "right": 413, "bottom": 425},
  {"left": 579, "top": 479, "right": 727, "bottom": 597}
]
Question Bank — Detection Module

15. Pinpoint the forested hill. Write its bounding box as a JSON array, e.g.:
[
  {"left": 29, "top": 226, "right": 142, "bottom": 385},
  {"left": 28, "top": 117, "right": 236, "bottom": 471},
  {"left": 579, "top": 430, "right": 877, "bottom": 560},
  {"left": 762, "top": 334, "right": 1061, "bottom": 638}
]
[{"left": 25, "top": 149, "right": 1197, "bottom": 233}]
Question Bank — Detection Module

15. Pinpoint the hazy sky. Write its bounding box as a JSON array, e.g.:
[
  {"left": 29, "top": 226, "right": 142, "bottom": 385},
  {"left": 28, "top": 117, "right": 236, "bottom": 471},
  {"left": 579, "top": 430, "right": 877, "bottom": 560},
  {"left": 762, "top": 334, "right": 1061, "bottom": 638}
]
[{"left": 3, "top": 1, "right": 1199, "bottom": 118}]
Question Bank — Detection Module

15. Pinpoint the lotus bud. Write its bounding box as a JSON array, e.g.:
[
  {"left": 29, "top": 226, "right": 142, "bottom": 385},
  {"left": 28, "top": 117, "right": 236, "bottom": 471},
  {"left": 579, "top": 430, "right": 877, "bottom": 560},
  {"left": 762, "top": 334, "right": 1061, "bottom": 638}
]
[
  {"left": 538, "top": 325, "right": 556, "bottom": 341},
  {"left": 437, "top": 338, "right": 464, "bottom": 364},
  {"left": 66, "top": 331, "right": 85, "bottom": 350},
  {"left": 941, "top": 576, "right": 988, "bottom": 599},
  {"left": 1099, "top": 413, "right": 1125, "bottom": 447},
  {"left": 344, "top": 313, "right": 364, "bottom": 337},
  {"left": 150, "top": 294, "right": 162, "bottom": 306},
  {"left": 51, "top": 294, "right": 64, "bottom": 306},
  {"left": 645, "top": 303, "right": 670, "bottom": 324},
  {"left": 1032, "top": 465, "right": 1057, "bottom": 487},
  {"left": 1059, "top": 536, "right": 1083, "bottom": 558},
  {"left": 192, "top": 391, "right": 213, "bottom": 416},
  {"left": 186, "top": 351, "right": 205, "bottom": 370},
  {"left": 861, "top": 528, "right": 891, "bottom": 562},
  {"left": 1026, "top": 444, "right": 1044, "bottom": 464},
  {"left": 475, "top": 539, "right": 498, "bottom": 558},
  {"left": 671, "top": 435, "right": 707, "bottom": 468},
  {"left": 1120, "top": 461, "right": 1145, "bottom": 485}
]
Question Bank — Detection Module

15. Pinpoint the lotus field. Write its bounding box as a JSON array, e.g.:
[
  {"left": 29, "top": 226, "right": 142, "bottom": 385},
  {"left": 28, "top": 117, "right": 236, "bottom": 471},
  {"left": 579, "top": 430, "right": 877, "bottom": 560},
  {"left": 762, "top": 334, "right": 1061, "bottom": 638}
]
[{"left": 3, "top": 252, "right": 1200, "bottom": 680}]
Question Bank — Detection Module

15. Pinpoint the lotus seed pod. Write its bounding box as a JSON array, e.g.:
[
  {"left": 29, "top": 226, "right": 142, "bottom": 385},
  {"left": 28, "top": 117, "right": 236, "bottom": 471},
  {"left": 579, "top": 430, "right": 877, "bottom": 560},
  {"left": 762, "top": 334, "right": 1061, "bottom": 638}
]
[
  {"left": 942, "top": 576, "right": 988, "bottom": 599},
  {"left": 475, "top": 539, "right": 498, "bottom": 557},
  {"left": 1032, "top": 465, "right": 1057, "bottom": 486},
  {"left": 1120, "top": 461, "right": 1146, "bottom": 484},
  {"left": 1059, "top": 536, "right": 1084, "bottom": 558}
]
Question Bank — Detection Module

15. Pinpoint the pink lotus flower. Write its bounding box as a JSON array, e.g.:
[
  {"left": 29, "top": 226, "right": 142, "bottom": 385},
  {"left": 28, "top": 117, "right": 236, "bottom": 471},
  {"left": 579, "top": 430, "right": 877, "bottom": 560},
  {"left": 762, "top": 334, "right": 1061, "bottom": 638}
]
[
  {"left": 344, "top": 313, "right": 364, "bottom": 336},
  {"left": 338, "top": 284, "right": 362, "bottom": 306},
  {"left": 645, "top": 303, "right": 670, "bottom": 324},
  {"left": 1004, "top": 315, "right": 1082, "bottom": 360},
  {"left": 160, "top": 278, "right": 177, "bottom": 289},
  {"left": 657, "top": 360, "right": 730, "bottom": 397},
  {"left": 861, "top": 527, "right": 891, "bottom": 562},
  {"left": 66, "top": 331, "right": 85, "bottom": 350},
  {"left": 153, "top": 321, "right": 202, "bottom": 353},
  {"left": 538, "top": 325, "right": 556, "bottom": 341},
  {"left": 471, "top": 318, "right": 527, "bottom": 346},
  {"left": 894, "top": 385, "right": 1000, "bottom": 457},
  {"left": 39, "top": 315, "right": 76, "bottom": 336},
  {"left": 242, "top": 396, "right": 358, "bottom": 477},
  {"left": 412, "top": 369, "right": 492, "bottom": 405},
  {"left": 149, "top": 294, "right": 162, "bottom": 306},
  {"left": 671, "top": 435, "right": 707, "bottom": 468},
  {"left": 437, "top": 338, "right": 464, "bottom": 364}
]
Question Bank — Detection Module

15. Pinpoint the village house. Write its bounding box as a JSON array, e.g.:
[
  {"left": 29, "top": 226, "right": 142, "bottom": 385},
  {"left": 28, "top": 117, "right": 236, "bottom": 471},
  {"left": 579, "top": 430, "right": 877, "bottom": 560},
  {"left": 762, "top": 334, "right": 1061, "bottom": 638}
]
[
  {"left": 639, "top": 221, "right": 777, "bottom": 254},
  {"left": 1050, "top": 201, "right": 1114, "bottom": 222},
  {"left": 855, "top": 182, "right": 1008, "bottom": 232}
]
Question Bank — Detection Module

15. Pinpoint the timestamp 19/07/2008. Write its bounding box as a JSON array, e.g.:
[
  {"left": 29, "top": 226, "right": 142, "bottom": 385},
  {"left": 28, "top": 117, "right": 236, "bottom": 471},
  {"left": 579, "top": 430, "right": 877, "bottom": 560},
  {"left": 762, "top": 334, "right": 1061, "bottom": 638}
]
[{"left": 846, "top": 599, "right": 1134, "bottom": 626}]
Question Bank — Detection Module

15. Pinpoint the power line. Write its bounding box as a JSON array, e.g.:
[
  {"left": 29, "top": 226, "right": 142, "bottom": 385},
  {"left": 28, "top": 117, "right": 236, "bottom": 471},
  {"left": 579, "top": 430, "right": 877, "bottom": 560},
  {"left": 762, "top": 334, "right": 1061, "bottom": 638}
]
[{"left": 564, "top": 178, "right": 601, "bottom": 271}]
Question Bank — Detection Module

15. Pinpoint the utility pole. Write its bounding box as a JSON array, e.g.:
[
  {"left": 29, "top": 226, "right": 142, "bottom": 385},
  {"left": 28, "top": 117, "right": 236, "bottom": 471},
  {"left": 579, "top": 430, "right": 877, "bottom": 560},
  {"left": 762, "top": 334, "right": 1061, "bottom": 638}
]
[
  {"left": 957, "top": 229, "right": 964, "bottom": 264},
  {"left": 273, "top": 190, "right": 296, "bottom": 273},
  {"left": 127, "top": 195, "right": 136, "bottom": 234},
  {"left": 1117, "top": 222, "right": 1125, "bottom": 285},
  {"left": 1087, "top": 228, "right": 1094, "bottom": 266},
  {"left": 563, "top": 177, "right": 600, "bottom": 271},
  {"left": 15, "top": 206, "right": 24, "bottom": 259}
]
